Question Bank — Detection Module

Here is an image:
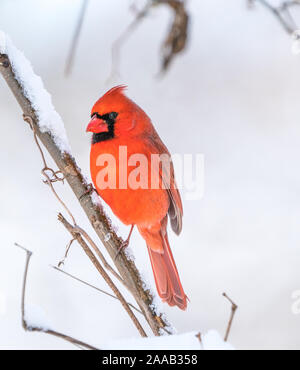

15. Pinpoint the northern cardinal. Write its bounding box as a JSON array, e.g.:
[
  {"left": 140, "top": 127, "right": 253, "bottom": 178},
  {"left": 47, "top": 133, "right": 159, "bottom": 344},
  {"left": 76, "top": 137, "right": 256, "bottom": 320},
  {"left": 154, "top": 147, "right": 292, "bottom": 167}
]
[{"left": 86, "top": 86, "right": 187, "bottom": 310}]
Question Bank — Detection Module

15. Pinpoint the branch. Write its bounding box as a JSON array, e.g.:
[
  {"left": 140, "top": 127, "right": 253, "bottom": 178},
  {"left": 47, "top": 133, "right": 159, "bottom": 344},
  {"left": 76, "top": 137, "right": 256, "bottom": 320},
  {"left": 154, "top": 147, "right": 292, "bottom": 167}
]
[
  {"left": 222, "top": 292, "right": 238, "bottom": 342},
  {"left": 0, "top": 37, "right": 171, "bottom": 336},
  {"left": 15, "top": 243, "right": 99, "bottom": 350},
  {"left": 58, "top": 214, "right": 147, "bottom": 337}
]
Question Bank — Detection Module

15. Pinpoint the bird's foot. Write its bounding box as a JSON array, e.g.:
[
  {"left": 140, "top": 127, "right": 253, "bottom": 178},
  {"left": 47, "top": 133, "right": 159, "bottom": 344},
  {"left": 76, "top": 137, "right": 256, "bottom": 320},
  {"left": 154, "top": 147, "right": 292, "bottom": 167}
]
[
  {"left": 114, "top": 240, "right": 129, "bottom": 261},
  {"left": 114, "top": 225, "right": 134, "bottom": 260},
  {"left": 79, "top": 183, "right": 98, "bottom": 201}
]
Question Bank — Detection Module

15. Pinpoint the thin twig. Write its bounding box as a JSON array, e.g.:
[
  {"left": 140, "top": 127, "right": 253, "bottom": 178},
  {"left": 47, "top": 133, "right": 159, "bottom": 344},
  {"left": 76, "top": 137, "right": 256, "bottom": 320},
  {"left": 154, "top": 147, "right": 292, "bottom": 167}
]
[
  {"left": 65, "top": 0, "right": 89, "bottom": 76},
  {"left": 222, "top": 292, "right": 238, "bottom": 342},
  {"left": 52, "top": 265, "right": 143, "bottom": 314},
  {"left": 107, "top": 1, "right": 152, "bottom": 83},
  {"left": 40, "top": 329, "right": 98, "bottom": 350},
  {"left": 15, "top": 243, "right": 32, "bottom": 330},
  {"left": 58, "top": 238, "right": 76, "bottom": 268},
  {"left": 15, "top": 242, "right": 99, "bottom": 350},
  {"left": 255, "top": 0, "right": 300, "bottom": 34},
  {"left": 195, "top": 332, "right": 202, "bottom": 343},
  {"left": 58, "top": 213, "right": 147, "bottom": 338}
]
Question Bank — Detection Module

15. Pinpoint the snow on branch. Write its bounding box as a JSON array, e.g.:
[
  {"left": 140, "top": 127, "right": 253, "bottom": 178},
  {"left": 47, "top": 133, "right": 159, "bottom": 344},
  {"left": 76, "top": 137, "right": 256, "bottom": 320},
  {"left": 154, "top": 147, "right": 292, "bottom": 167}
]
[
  {"left": 24, "top": 304, "right": 52, "bottom": 332},
  {"left": 0, "top": 31, "right": 70, "bottom": 153}
]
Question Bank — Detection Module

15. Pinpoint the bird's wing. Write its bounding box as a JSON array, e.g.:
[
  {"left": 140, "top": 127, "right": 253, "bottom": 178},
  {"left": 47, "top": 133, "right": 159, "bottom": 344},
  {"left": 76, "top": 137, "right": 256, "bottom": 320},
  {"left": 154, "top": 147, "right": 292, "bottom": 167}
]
[{"left": 145, "top": 131, "right": 183, "bottom": 235}]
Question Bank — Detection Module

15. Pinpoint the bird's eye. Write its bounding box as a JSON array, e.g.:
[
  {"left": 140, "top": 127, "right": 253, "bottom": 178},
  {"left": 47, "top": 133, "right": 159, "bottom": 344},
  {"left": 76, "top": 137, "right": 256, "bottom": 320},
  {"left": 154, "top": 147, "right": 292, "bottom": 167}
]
[{"left": 109, "top": 112, "right": 118, "bottom": 120}]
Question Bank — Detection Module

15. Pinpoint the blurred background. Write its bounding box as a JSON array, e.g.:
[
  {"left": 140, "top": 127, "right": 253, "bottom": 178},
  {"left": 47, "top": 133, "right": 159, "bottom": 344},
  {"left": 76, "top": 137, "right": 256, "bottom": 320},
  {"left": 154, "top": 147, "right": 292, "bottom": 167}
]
[{"left": 0, "top": 0, "right": 300, "bottom": 350}]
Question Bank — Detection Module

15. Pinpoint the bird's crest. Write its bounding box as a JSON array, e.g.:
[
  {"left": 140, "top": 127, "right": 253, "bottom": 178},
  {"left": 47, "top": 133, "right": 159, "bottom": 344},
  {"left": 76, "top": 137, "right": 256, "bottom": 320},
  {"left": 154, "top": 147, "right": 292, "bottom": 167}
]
[
  {"left": 104, "top": 85, "right": 127, "bottom": 97},
  {"left": 92, "top": 85, "right": 130, "bottom": 116}
]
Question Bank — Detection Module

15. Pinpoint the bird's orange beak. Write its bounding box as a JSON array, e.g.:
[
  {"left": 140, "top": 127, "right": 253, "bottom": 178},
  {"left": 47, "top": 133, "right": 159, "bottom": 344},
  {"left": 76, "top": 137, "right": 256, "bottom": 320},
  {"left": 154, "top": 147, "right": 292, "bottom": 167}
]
[{"left": 86, "top": 116, "right": 109, "bottom": 133}]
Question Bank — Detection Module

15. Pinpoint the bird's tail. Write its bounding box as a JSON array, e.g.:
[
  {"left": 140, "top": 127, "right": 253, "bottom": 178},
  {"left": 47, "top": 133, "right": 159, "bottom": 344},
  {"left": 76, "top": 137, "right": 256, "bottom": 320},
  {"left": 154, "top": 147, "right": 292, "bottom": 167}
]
[{"left": 142, "top": 222, "right": 187, "bottom": 310}]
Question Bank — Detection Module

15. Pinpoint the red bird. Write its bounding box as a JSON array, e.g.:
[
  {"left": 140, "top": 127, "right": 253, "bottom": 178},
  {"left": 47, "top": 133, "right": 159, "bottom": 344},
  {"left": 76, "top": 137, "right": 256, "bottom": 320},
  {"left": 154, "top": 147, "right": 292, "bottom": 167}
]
[{"left": 86, "top": 86, "right": 187, "bottom": 310}]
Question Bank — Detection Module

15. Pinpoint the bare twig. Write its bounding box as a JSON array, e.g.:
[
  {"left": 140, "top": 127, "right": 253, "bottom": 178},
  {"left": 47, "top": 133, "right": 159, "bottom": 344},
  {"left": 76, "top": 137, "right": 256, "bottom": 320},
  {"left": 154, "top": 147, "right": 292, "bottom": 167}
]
[
  {"left": 58, "top": 238, "right": 76, "bottom": 268},
  {"left": 15, "top": 243, "right": 99, "bottom": 350},
  {"left": 15, "top": 243, "right": 32, "bottom": 330},
  {"left": 107, "top": 1, "right": 151, "bottom": 83},
  {"left": 222, "top": 292, "right": 238, "bottom": 342},
  {"left": 58, "top": 213, "right": 147, "bottom": 338},
  {"left": 52, "top": 265, "right": 143, "bottom": 314},
  {"left": 254, "top": 0, "right": 300, "bottom": 34},
  {"left": 65, "top": 0, "right": 89, "bottom": 76},
  {"left": 0, "top": 48, "right": 170, "bottom": 336}
]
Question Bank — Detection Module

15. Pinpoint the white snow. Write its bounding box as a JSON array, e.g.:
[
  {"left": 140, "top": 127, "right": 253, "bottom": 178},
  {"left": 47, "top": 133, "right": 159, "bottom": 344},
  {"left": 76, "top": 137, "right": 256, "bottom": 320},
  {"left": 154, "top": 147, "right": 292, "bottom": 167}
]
[
  {"left": 91, "top": 190, "right": 103, "bottom": 208},
  {"left": 24, "top": 303, "right": 51, "bottom": 332},
  {"left": 101, "top": 330, "right": 234, "bottom": 350},
  {"left": 0, "top": 31, "right": 71, "bottom": 153},
  {"left": 0, "top": 31, "right": 6, "bottom": 54},
  {"left": 200, "top": 330, "right": 235, "bottom": 350},
  {"left": 138, "top": 269, "right": 176, "bottom": 335},
  {"left": 104, "top": 233, "right": 111, "bottom": 242},
  {"left": 124, "top": 245, "right": 135, "bottom": 261}
]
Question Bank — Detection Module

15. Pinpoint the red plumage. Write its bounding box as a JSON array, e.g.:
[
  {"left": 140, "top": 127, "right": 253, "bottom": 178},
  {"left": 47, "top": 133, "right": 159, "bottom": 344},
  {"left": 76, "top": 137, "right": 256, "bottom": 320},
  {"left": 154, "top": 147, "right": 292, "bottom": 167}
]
[{"left": 87, "top": 86, "right": 187, "bottom": 310}]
